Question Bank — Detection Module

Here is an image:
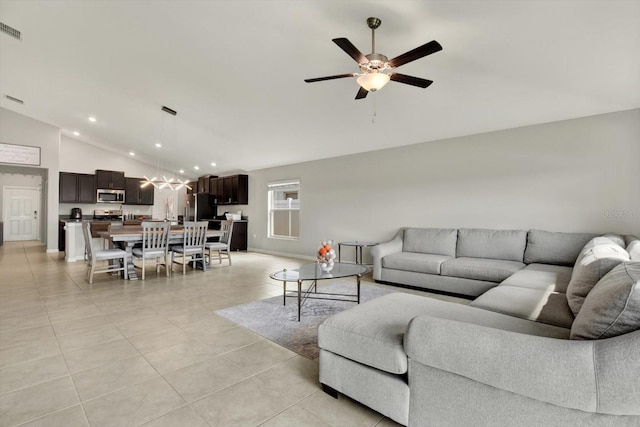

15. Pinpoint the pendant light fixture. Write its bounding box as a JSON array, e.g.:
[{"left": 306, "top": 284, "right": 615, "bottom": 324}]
[{"left": 142, "top": 106, "right": 192, "bottom": 191}]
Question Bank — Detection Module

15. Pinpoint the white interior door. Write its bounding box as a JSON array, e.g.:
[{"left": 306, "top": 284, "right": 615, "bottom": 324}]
[{"left": 3, "top": 187, "right": 40, "bottom": 241}]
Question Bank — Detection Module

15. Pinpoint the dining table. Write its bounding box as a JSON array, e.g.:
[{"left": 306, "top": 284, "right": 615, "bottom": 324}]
[{"left": 100, "top": 225, "right": 224, "bottom": 280}]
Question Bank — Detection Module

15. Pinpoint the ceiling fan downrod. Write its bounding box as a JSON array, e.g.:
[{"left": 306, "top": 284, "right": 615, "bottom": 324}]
[{"left": 367, "top": 17, "right": 381, "bottom": 54}]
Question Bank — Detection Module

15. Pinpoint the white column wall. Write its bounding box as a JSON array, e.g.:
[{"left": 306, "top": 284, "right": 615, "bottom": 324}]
[{"left": 0, "top": 108, "right": 60, "bottom": 250}]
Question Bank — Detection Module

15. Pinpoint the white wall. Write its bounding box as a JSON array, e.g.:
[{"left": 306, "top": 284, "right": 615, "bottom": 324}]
[
  {"left": 59, "top": 134, "right": 189, "bottom": 219},
  {"left": 245, "top": 109, "right": 640, "bottom": 261},
  {"left": 0, "top": 108, "right": 60, "bottom": 250}
]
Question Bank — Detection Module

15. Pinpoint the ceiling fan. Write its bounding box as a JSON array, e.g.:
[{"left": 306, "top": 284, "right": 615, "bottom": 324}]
[{"left": 304, "top": 17, "right": 442, "bottom": 100}]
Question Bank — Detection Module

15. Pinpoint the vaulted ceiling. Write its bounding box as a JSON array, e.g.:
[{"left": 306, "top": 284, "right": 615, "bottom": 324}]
[{"left": 1, "top": 1, "right": 639, "bottom": 177}]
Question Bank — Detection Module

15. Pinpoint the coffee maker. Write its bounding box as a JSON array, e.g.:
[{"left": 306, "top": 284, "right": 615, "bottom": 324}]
[{"left": 70, "top": 207, "right": 82, "bottom": 220}]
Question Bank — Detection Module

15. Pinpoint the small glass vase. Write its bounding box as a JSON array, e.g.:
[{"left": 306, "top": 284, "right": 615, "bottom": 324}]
[{"left": 319, "top": 259, "right": 334, "bottom": 273}]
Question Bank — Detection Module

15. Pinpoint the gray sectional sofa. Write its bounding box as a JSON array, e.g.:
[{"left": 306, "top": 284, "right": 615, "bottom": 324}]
[{"left": 318, "top": 228, "right": 640, "bottom": 426}]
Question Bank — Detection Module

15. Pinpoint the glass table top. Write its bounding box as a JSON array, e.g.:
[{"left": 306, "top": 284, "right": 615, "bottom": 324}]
[
  {"left": 271, "top": 262, "right": 369, "bottom": 281},
  {"left": 338, "top": 241, "right": 378, "bottom": 247}
]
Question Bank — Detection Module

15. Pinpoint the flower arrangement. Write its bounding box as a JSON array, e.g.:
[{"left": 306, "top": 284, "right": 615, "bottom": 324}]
[{"left": 317, "top": 239, "right": 337, "bottom": 272}]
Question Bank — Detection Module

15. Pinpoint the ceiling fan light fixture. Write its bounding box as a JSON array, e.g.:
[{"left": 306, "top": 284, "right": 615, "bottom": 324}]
[{"left": 357, "top": 72, "right": 390, "bottom": 92}]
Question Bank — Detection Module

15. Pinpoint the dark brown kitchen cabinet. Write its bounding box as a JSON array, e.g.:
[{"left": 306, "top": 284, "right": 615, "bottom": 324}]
[
  {"left": 125, "top": 178, "right": 154, "bottom": 205},
  {"left": 209, "top": 177, "right": 224, "bottom": 204},
  {"left": 96, "top": 169, "right": 125, "bottom": 189},
  {"left": 197, "top": 175, "right": 214, "bottom": 194},
  {"left": 211, "top": 174, "right": 248, "bottom": 205},
  {"left": 230, "top": 221, "right": 248, "bottom": 251},
  {"left": 59, "top": 172, "right": 96, "bottom": 203}
]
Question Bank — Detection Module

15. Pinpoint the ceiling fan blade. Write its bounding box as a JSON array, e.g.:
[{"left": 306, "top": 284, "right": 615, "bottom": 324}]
[
  {"left": 388, "top": 40, "right": 442, "bottom": 68},
  {"left": 355, "top": 87, "right": 369, "bottom": 100},
  {"left": 332, "top": 38, "right": 368, "bottom": 63},
  {"left": 304, "top": 73, "right": 356, "bottom": 83},
  {"left": 390, "top": 73, "right": 433, "bottom": 88}
]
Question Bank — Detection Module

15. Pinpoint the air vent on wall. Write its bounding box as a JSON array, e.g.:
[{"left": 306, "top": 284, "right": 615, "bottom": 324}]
[
  {"left": 0, "top": 22, "right": 21, "bottom": 40},
  {"left": 161, "top": 105, "right": 177, "bottom": 116},
  {"left": 5, "top": 95, "right": 24, "bottom": 104}
]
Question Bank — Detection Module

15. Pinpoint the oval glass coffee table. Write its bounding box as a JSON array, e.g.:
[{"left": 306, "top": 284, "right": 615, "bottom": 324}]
[{"left": 270, "top": 262, "right": 370, "bottom": 321}]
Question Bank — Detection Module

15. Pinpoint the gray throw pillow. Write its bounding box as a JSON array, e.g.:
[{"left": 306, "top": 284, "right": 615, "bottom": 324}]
[
  {"left": 566, "top": 237, "right": 630, "bottom": 316},
  {"left": 628, "top": 240, "right": 640, "bottom": 262},
  {"left": 571, "top": 262, "right": 640, "bottom": 340},
  {"left": 602, "top": 233, "right": 625, "bottom": 248}
]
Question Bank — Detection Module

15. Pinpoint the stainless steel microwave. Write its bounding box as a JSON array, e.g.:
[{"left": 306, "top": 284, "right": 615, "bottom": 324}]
[{"left": 97, "top": 189, "right": 125, "bottom": 203}]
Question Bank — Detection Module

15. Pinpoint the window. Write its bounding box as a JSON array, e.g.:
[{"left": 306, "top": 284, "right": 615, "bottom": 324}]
[{"left": 268, "top": 180, "right": 300, "bottom": 239}]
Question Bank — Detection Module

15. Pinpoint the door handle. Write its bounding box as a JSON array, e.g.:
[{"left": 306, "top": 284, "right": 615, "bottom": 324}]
[{"left": 34, "top": 210, "right": 38, "bottom": 218}]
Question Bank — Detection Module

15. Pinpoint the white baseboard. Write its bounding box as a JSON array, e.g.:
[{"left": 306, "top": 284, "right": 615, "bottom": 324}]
[
  {"left": 46, "top": 248, "right": 60, "bottom": 253},
  {"left": 247, "top": 247, "right": 314, "bottom": 261}
]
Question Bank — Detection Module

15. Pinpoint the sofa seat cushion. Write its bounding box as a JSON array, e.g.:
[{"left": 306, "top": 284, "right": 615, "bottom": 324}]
[
  {"left": 501, "top": 263, "right": 573, "bottom": 293},
  {"left": 441, "top": 257, "right": 525, "bottom": 283},
  {"left": 382, "top": 252, "right": 452, "bottom": 275},
  {"left": 571, "top": 262, "right": 640, "bottom": 340},
  {"left": 470, "top": 285, "right": 575, "bottom": 329},
  {"left": 566, "top": 237, "right": 630, "bottom": 316},
  {"left": 318, "top": 293, "right": 570, "bottom": 376}
]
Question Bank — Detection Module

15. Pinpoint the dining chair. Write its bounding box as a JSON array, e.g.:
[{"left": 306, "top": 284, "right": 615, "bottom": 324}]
[
  {"left": 81, "top": 221, "right": 128, "bottom": 284},
  {"left": 171, "top": 221, "right": 208, "bottom": 274},
  {"left": 132, "top": 221, "right": 171, "bottom": 280},
  {"left": 205, "top": 220, "right": 234, "bottom": 266}
]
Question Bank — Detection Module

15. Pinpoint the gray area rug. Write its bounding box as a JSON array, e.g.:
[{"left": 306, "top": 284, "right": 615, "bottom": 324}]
[{"left": 215, "top": 282, "right": 396, "bottom": 359}]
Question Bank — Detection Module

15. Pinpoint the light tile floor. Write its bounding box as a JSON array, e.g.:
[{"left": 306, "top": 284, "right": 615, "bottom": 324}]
[{"left": 0, "top": 241, "right": 467, "bottom": 427}]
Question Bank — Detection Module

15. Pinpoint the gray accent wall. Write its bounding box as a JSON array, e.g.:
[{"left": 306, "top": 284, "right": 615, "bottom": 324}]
[{"left": 245, "top": 109, "right": 640, "bottom": 262}]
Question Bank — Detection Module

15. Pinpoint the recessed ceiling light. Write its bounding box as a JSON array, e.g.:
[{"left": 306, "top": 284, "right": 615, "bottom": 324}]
[
  {"left": 210, "top": 162, "right": 217, "bottom": 167},
  {"left": 179, "top": 169, "right": 184, "bottom": 174},
  {"left": 88, "top": 116, "right": 97, "bottom": 123},
  {"left": 194, "top": 166, "right": 200, "bottom": 170},
  {"left": 73, "top": 131, "right": 80, "bottom": 136},
  {"left": 129, "top": 152, "right": 135, "bottom": 156},
  {"left": 155, "top": 143, "right": 162, "bottom": 148}
]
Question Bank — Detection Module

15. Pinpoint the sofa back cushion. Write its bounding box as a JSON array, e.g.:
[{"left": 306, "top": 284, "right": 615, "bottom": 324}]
[
  {"left": 571, "top": 262, "right": 640, "bottom": 340},
  {"left": 456, "top": 228, "right": 527, "bottom": 262},
  {"left": 524, "top": 230, "right": 598, "bottom": 266},
  {"left": 566, "top": 237, "right": 630, "bottom": 316},
  {"left": 403, "top": 228, "right": 457, "bottom": 256}
]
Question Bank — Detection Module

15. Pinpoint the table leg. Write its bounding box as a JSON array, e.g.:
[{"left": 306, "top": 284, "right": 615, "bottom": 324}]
[
  {"left": 357, "top": 274, "right": 361, "bottom": 304},
  {"left": 124, "top": 242, "right": 138, "bottom": 281},
  {"left": 297, "top": 280, "right": 302, "bottom": 322},
  {"left": 338, "top": 244, "right": 341, "bottom": 263},
  {"left": 283, "top": 281, "right": 286, "bottom": 306}
]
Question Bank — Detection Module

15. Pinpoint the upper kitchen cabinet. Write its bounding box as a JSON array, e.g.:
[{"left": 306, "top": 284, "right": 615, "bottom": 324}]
[
  {"left": 210, "top": 174, "right": 248, "bottom": 205},
  {"left": 210, "top": 177, "right": 224, "bottom": 204},
  {"left": 197, "top": 175, "right": 214, "bottom": 194},
  {"left": 125, "top": 178, "right": 154, "bottom": 205},
  {"left": 59, "top": 172, "right": 96, "bottom": 203},
  {"left": 96, "top": 169, "right": 125, "bottom": 189}
]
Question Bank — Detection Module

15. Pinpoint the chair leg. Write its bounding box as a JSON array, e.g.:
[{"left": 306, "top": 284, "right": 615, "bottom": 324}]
[
  {"left": 89, "top": 262, "right": 95, "bottom": 284},
  {"left": 218, "top": 250, "right": 222, "bottom": 264},
  {"left": 142, "top": 258, "right": 146, "bottom": 281},
  {"left": 183, "top": 254, "right": 186, "bottom": 275},
  {"left": 227, "top": 249, "right": 232, "bottom": 266}
]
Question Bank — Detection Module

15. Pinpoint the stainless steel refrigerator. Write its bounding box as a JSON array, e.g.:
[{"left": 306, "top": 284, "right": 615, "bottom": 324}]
[{"left": 184, "top": 193, "right": 217, "bottom": 221}]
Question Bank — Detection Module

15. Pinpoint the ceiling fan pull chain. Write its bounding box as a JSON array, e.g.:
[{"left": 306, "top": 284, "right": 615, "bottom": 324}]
[{"left": 372, "top": 93, "right": 377, "bottom": 124}]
